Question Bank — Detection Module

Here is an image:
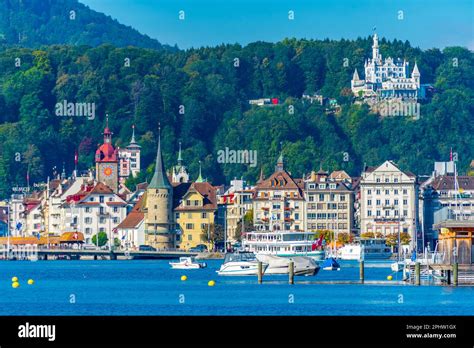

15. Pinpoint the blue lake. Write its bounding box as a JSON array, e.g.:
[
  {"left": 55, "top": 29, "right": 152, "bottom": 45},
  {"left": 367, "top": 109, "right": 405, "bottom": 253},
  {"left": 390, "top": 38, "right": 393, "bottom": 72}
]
[{"left": 1, "top": 260, "right": 473, "bottom": 315}]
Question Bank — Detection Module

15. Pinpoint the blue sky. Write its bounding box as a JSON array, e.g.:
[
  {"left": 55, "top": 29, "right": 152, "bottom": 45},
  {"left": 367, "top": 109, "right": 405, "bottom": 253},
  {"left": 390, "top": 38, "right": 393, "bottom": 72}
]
[{"left": 80, "top": 0, "right": 473, "bottom": 50}]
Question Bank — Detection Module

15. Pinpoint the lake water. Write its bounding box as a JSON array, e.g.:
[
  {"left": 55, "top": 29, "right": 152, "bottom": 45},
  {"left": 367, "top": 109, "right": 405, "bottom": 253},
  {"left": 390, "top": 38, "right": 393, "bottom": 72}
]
[{"left": 1, "top": 259, "right": 473, "bottom": 316}]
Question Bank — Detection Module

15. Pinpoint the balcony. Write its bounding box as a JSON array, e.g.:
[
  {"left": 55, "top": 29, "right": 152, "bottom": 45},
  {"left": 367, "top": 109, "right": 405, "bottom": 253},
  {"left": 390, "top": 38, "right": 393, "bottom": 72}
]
[{"left": 434, "top": 207, "right": 474, "bottom": 228}]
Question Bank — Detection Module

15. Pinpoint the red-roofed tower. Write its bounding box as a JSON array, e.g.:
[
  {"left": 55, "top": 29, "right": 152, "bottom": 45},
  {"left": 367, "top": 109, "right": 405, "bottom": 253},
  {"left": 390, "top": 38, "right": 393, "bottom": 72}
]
[{"left": 95, "top": 115, "right": 119, "bottom": 193}]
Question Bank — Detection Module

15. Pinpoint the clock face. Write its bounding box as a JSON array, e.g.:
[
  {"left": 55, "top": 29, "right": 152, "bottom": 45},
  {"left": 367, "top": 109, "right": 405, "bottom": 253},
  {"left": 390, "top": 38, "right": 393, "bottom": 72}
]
[{"left": 102, "top": 165, "right": 114, "bottom": 177}]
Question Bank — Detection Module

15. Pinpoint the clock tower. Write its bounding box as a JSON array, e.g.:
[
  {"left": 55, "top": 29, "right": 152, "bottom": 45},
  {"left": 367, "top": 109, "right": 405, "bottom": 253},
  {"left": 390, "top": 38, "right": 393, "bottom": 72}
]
[{"left": 95, "top": 117, "right": 119, "bottom": 193}]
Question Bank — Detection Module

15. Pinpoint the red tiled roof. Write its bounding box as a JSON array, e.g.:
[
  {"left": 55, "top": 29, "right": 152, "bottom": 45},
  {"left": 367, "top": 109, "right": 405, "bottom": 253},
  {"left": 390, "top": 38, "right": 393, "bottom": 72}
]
[
  {"left": 253, "top": 169, "right": 304, "bottom": 199},
  {"left": 175, "top": 182, "right": 217, "bottom": 211},
  {"left": 116, "top": 197, "right": 144, "bottom": 229}
]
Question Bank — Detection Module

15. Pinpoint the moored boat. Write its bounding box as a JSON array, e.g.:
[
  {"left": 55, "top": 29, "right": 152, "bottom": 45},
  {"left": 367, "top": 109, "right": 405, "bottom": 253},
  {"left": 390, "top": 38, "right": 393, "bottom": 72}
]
[
  {"left": 321, "top": 257, "right": 340, "bottom": 271},
  {"left": 169, "top": 257, "right": 207, "bottom": 269},
  {"left": 337, "top": 238, "right": 392, "bottom": 260},
  {"left": 242, "top": 230, "right": 325, "bottom": 260},
  {"left": 217, "top": 251, "right": 268, "bottom": 276},
  {"left": 256, "top": 254, "right": 320, "bottom": 276}
]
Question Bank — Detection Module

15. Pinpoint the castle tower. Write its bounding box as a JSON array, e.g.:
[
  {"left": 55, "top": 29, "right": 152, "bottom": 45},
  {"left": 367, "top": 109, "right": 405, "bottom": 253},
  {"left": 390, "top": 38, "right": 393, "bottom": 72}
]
[
  {"left": 95, "top": 115, "right": 119, "bottom": 192},
  {"left": 170, "top": 141, "right": 189, "bottom": 183},
  {"left": 144, "top": 127, "right": 175, "bottom": 249},
  {"left": 412, "top": 61, "right": 421, "bottom": 88},
  {"left": 372, "top": 32, "right": 380, "bottom": 62},
  {"left": 275, "top": 152, "right": 284, "bottom": 172}
]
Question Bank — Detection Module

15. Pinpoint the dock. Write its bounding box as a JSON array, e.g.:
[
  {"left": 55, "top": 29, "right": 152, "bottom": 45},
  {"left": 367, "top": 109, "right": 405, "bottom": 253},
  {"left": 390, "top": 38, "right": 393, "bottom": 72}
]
[{"left": 4, "top": 249, "right": 198, "bottom": 261}]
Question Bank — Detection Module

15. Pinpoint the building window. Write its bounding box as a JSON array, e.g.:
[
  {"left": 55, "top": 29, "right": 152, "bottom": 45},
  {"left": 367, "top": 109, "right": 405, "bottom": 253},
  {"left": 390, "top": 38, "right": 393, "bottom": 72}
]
[
  {"left": 187, "top": 234, "right": 192, "bottom": 241},
  {"left": 367, "top": 211, "right": 372, "bottom": 217},
  {"left": 367, "top": 200, "right": 372, "bottom": 206},
  {"left": 376, "top": 178, "right": 381, "bottom": 183},
  {"left": 319, "top": 194, "right": 325, "bottom": 202},
  {"left": 367, "top": 189, "right": 372, "bottom": 195},
  {"left": 185, "top": 223, "right": 194, "bottom": 230},
  {"left": 376, "top": 210, "right": 381, "bottom": 216},
  {"left": 113, "top": 207, "right": 118, "bottom": 213},
  {"left": 99, "top": 196, "right": 104, "bottom": 203},
  {"left": 376, "top": 199, "right": 381, "bottom": 206},
  {"left": 394, "top": 199, "right": 399, "bottom": 205},
  {"left": 385, "top": 199, "right": 390, "bottom": 205},
  {"left": 340, "top": 195, "right": 345, "bottom": 202},
  {"left": 385, "top": 210, "right": 390, "bottom": 217},
  {"left": 385, "top": 178, "right": 390, "bottom": 183},
  {"left": 376, "top": 189, "right": 380, "bottom": 195},
  {"left": 385, "top": 190, "right": 389, "bottom": 195},
  {"left": 202, "top": 212, "right": 207, "bottom": 219},
  {"left": 403, "top": 199, "right": 408, "bottom": 205},
  {"left": 308, "top": 195, "right": 314, "bottom": 202},
  {"left": 295, "top": 213, "right": 299, "bottom": 220},
  {"left": 403, "top": 210, "right": 408, "bottom": 217},
  {"left": 403, "top": 189, "right": 408, "bottom": 195},
  {"left": 85, "top": 207, "right": 91, "bottom": 213},
  {"left": 394, "top": 189, "right": 398, "bottom": 195}
]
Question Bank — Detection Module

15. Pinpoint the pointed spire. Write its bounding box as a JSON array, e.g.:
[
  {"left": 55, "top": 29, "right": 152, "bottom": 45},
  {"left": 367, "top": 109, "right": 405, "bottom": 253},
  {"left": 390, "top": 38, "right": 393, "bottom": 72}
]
[
  {"left": 61, "top": 162, "right": 66, "bottom": 179},
  {"left": 353, "top": 68, "right": 360, "bottom": 81},
  {"left": 149, "top": 123, "right": 172, "bottom": 190},
  {"left": 196, "top": 160, "right": 204, "bottom": 182},
  {"left": 130, "top": 124, "right": 136, "bottom": 144},
  {"left": 276, "top": 141, "right": 284, "bottom": 171},
  {"left": 177, "top": 141, "right": 183, "bottom": 164},
  {"left": 258, "top": 167, "right": 265, "bottom": 183},
  {"left": 412, "top": 61, "right": 420, "bottom": 76}
]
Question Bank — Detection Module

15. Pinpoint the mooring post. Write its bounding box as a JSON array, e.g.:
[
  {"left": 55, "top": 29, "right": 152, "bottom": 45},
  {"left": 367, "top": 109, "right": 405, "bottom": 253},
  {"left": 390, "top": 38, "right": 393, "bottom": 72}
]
[
  {"left": 359, "top": 260, "right": 364, "bottom": 284},
  {"left": 453, "top": 263, "right": 458, "bottom": 286},
  {"left": 257, "top": 261, "right": 263, "bottom": 284},
  {"left": 415, "top": 262, "right": 421, "bottom": 286},
  {"left": 289, "top": 261, "right": 294, "bottom": 285}
]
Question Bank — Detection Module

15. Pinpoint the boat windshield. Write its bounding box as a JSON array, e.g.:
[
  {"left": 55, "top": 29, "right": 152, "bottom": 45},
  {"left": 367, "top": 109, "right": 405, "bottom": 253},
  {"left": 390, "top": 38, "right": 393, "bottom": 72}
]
[{"left": 224, "top": 252, "right": 256, "bottom": 263}]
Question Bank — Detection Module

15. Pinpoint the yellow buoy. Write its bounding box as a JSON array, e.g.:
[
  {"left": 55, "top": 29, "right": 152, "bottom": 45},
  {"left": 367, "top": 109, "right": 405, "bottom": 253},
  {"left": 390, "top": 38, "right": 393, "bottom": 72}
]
[
  {"left": 387, "top": 275, "right": 393, "bottom": 281},
  {"left": 208, "top": 280, "right": 215, "bottom": 287},
  {"left": 181, "top": 275, "right": 187, "bottom": 281},
  {"left": 12, "top": 276, "right": 18, "bottom": 282},
  {"left": 28, "top": 279, "right": 34, "bottom": 285},
  {"left": 12, "top": 281, "right": 20, "bottom": 288}
]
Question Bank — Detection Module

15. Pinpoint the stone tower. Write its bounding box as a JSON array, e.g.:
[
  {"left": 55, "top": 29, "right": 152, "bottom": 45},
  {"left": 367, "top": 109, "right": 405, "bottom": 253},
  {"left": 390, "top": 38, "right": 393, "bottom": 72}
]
[{"left": 144, "top": 128, "right": 175, "bottom": 249}]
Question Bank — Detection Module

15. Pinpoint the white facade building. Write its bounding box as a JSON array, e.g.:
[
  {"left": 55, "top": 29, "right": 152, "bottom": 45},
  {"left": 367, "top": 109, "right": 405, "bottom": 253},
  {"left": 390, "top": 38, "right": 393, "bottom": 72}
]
[{"left": 359, "top": 160, "right": 419, "bottom": 249}]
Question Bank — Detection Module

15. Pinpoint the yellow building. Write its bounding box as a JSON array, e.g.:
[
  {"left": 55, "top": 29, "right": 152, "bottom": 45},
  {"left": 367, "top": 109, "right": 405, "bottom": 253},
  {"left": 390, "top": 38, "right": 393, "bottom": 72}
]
[{"left": 175, "top": 182, "right": 217, "bottom": 250}]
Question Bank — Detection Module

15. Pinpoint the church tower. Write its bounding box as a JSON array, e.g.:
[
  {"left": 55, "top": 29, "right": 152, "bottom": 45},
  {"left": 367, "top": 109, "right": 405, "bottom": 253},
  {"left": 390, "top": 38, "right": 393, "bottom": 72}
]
[
  {"left": 144, "top": 127, "right": 175, "bottom": 249},
  {"left": 95, "top": 116, "right": 119, "bottom": 192}
]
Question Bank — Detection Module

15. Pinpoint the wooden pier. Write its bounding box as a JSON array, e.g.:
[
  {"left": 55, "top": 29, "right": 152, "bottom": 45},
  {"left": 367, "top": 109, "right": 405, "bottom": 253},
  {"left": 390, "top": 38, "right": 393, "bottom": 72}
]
[{"left": 405, "top": 263, "right": 474, "bottom": 285}]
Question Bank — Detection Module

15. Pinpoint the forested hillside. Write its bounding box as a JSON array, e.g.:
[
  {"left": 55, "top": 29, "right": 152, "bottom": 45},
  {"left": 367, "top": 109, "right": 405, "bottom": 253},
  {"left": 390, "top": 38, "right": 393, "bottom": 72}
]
[
  {"left": 0, "top": 36, "right": 472, "bottom": 198},
  {"left": 0, "top": 0, "right": 172, "bottom": 50}
]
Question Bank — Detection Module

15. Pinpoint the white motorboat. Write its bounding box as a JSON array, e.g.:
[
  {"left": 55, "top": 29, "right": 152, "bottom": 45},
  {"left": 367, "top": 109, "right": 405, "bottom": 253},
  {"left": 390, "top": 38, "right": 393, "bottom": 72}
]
[
  {"left": 217, "top": 251, "right": 268, "bottom": 276},
  {"left": 391, "top": 261, "right": 404, "bottom": 272},
  {"left": 256, "top": 254, "right": 320, "bottom": 276},
  {"left": 169, "top": 257, "right": 207, "bottom": 269},
  {"left": 242, "top": 230, "right": 325, "bottom": 260},
  {"left": 337, "top": 238, "right": 392, "bottom": 260}
]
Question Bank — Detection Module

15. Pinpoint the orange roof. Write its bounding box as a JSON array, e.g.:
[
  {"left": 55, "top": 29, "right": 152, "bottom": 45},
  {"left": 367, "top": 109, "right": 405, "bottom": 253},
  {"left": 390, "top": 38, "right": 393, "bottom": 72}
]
[
  {"left": 59, "top": 232, "right": 84, "bottom": 242},
  {"left": 0, "top": 237, "right": 49, "bottom": 245}
]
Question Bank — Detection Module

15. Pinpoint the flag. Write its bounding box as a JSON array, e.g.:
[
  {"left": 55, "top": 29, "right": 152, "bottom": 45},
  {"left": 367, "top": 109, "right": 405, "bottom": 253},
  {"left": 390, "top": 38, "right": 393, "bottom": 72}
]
[
  {"left": 74, "top": 150, "right": 78, "bottom": 166},
  {"left": 121, "top": 234, "right": 126, "bottom": 240},
  {"left": 15, "top": 221, "right": 22, "bottom": 231},
  {"left": 73, "top": 232, "right": 78, "bottom": 240},
  {"left": 36, "top": 232, "right": 41, "bottom": 240}
]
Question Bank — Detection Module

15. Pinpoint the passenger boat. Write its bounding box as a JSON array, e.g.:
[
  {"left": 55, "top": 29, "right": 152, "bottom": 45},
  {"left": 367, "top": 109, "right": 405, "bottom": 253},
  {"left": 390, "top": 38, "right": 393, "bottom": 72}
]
[
  {"left": 169, "top": 257, "right": 207, "bottom": 269},
  {"left": 337, "top": 238, "right": 392, "bottom": 260},
  {"left": 242, "top": 231, "right": 325, "bottom": 260},
  {"left": 256, "top": 254, "right": 320, "bottom": 276},
  {"left": 217, "top": 251, "right": 268, "bottom": 276}
]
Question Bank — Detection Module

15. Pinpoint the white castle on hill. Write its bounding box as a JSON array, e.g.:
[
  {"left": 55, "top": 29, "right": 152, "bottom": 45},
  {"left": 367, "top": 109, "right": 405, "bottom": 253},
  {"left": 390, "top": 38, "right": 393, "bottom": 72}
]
[{"left": 351, "top": 33, "right": 420, "bottom": 100}]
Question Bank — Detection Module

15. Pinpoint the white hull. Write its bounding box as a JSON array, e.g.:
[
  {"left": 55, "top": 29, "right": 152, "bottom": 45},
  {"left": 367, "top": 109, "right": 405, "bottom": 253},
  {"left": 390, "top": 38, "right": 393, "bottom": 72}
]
[
  {"left": 169, "top": 257, "right": 206, "bottom": 269},
  {"left": 217, "top": 261, "right": 268, "bottom": 276},
  {"left": 256, "top": 254, "right": 319, "bottom": 276},
  {"left": 170, "top": 263, "right": 204, "bottom": 269},
  {"left": 391, "top": 261, "right": 404, "bottom": 272}
]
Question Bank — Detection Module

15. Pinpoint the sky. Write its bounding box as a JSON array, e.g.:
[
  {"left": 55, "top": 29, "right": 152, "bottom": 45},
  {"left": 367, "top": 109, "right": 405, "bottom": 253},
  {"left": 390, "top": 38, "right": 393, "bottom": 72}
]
[{"left": 80, "top": 0, "right": 474, "bottom": 50}]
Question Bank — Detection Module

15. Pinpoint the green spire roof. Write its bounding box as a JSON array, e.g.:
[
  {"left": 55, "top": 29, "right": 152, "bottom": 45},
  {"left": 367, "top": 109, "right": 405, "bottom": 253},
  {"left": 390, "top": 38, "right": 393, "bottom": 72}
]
[
  {"left": 177, "top": 141, "right": 183, "bottom": 163},
  {"left": 196, "top": 161, "right": 204, "bottom": 182},
  {"left": 149, "top": 129, "right": 172, "bottom": 189}
]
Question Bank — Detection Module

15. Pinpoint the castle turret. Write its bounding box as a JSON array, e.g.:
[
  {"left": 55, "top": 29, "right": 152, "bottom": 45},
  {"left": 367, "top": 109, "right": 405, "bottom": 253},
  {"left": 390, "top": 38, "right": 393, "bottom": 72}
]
[
  {"left": 372, "top": 33, "right": 380, "bottom": 62},
  {"left": 412, "top": 61, "right": 420, "bottom": 88},
  {"left": 144, "top": 126, "right": 175, "bottom": 249}
]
